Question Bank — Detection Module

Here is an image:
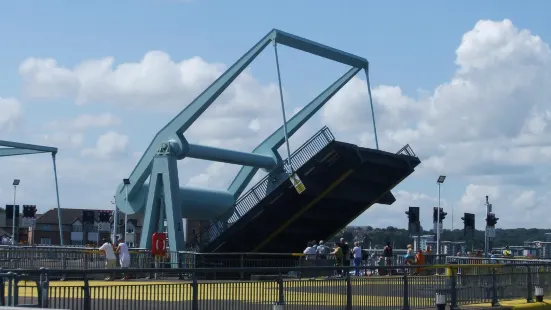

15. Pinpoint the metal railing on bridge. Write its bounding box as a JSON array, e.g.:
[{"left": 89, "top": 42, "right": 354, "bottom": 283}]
[
  {"left": 2, "top": 263, "right": 551, "bottom": 309},
  {"left": 0, "top": 246, "right": 447, "bottom": 279},
  {"left": 396, "top": 143, "right": 417, "bottom": 157}
]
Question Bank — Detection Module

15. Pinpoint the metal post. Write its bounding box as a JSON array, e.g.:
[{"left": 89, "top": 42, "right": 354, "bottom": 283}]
[
  {"left": 402, "top": 273, "right": 410, "bottom": 310},
  {"left": 452, "top": 205, "right": 454, "bottom": 231},
  {"left": 273, "top": 42, "right": 293, "bottom": 173},
  {"left": 437, "top": 183, "right": 441, "bottom": 256},
  {"left": 484, "top": 197, "right": 492, "bottom": 257},
  {"left": 12, "top": 185, "right": 17, "bottom": 244},
  {"left": 124, "top": 185, "right": 129, "bottom": 240},
  {"left": 346, "top": 271, "right": 352, "bottom": 310},
  {"left": 364, "top": 68, "right": 379, "bottom": 150},
  {"left": 491, "top": 268, "right": 499, "bottom": 307},
  {"left": 450, "top": 268, "right": 458, "bottom": 309},
  {"left": 191, "top": 272, "right": 199, "bottom": 310},
  {"left": 484, "top": 202, "right": 488, "bottom": 257},
  {"left": 527, "top": 266, "right": 533, "bottom": 303},
  {"left": 52, "top": 154, "right": 64, "bottom": 245},
  {"left": 112, "top": 197, "right": 118, "bottom": 243},
  {"left": 83, "top": 273, "right": 91, "bottom": 310}
]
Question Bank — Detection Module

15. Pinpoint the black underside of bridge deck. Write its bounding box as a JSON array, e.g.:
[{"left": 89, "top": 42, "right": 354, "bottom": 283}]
[{"left": 202, "top": 141, "right": 421, "bottom": 253}]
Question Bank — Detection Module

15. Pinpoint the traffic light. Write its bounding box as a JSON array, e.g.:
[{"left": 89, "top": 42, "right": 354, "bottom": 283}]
[
  {"left": 462, "top": 213, "right": 475, "bottom": 236},
  {"left": 82, "top": 210, "right": 95, "bottom": 224},
  {"left": 22, "top": 205, "right": 37, "bottom": 218},
  {"left": 433, "top": 207, "right": 446, "bottom": 222},
  {"left": 439, "top": 208, "right": 447, "bottom": 222},
  {"left": 406, "top": 207, "right": 420, "bottom": 223},
  {"left": 5, "top": 205, "right": 20, "bottom": 220},
  {"left": 486, "top": 212, "right": 499, "bottom": 227},
  {"left": 406, "top": 207, "right": 421, "bottom": 234},
  {"left": 99, "top": 211, "right": 111, "bottom": 223}
]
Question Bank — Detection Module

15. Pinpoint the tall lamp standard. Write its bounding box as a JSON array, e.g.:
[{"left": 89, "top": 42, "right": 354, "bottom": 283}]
[
  {"left": 12, "top": 179, "right": 20, "bottom": 244},
  {"left": 111, "top": 196, "right": 117, "bottom": 243},
  {"left": 123, "top": 178, "right": 130, "bottom": 241},
  {"left": 436, "top": 175, "right": 446, "bottom": 257}
]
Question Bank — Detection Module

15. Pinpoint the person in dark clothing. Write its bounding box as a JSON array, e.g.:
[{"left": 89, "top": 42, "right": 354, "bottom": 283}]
[
  {"left": 339, "top": 238, "right": 350, "bottom": 270},
  {"left": 383, "top": 241, "right": 393, "bottom": 276}
]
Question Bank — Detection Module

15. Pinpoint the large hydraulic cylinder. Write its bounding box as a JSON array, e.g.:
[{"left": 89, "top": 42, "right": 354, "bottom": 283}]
[{"left": 116, "top": 184, "right": 234, "bottom": 220}]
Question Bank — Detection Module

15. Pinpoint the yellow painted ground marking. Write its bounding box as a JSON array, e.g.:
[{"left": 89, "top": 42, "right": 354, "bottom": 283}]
[{"left": 8, "top": 278, "right": 437, "bottom": 304}]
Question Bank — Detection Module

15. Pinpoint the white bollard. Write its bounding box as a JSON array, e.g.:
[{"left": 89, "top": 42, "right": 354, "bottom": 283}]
[
  {"left": 435, "top": 293, "right": 446, "bottom": 310},
  {"left": 535, "top": 286, "right": 544, "bottom": 302}
]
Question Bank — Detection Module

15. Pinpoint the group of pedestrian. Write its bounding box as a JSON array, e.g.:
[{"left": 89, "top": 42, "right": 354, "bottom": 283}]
[
  {"left": 302, "top": 240, "right": 332, "bottom": 260},
  {"left": 403, "top": 244, "right": 428, "bottom": 275},
  {"left": 330, "top": 238, "right": 364, "bottom": 276},
  {"left": 98, "top": 237, "right": 131, "bottom": 281}
]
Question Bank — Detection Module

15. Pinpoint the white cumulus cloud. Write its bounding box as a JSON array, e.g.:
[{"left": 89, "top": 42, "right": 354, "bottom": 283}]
[
  {"left": 0, "top": 97, "right": 23, "bottom": 134},
  {"left": 82, "top": 131, "right": 130, "bottom": 160}
]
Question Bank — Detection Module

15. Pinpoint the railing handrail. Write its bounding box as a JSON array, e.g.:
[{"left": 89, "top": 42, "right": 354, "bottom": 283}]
[
  {"left": 447, "top": 255, "right": 551, "bottom": 262},
  {"left": 7, "top": 262, "right": 551, "bottom": 276},
  {"left": 396, "top": 143, "right": 417, "bottom": 157}
]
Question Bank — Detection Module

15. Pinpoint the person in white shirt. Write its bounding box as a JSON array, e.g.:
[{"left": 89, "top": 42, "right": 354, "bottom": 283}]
[
  {"left": 303, "top": 242, "right": 317, "bottom": 260},
  {"left": 116, "top": 238, "right": 131, "bottom": 280},
  {"left": 99, "top": 239, "right": 116, "bottom": 280},
  {"left": 352, "top": 241, "right": 363, "bottom": 276}
]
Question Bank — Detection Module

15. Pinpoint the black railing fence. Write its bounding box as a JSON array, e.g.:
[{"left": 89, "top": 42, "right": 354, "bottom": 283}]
[
  {"left": 0, "top": 247, "right": 447, "bottom": 279},
  {"left": 2, "top": 264, "right": 551, "bottom": 309}
]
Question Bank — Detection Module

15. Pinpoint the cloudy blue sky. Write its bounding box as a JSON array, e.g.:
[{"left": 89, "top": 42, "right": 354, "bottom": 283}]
[{"left": 1, "top": 0, "right": 550, "bottom": 230}]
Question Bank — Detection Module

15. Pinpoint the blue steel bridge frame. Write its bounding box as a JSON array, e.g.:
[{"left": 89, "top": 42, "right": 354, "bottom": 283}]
[
  {"left": 0, "top": 140, "right": 64, "bottom": 245},
  {"left": 114, "top": 29, "right": 380, "bottom": 252}
]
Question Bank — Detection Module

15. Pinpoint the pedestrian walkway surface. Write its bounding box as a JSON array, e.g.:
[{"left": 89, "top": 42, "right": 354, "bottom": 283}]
[
  {"left": 466, "top": 300, "right": 551, "bottom": 309},
  {"left": 9, "top": 277, "right": 437, "bottom": 307}
]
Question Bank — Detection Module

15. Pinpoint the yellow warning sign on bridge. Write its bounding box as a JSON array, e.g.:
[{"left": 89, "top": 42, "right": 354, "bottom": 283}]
[{"left": 290, "top": 173, "right": 306, "bottom": 194}]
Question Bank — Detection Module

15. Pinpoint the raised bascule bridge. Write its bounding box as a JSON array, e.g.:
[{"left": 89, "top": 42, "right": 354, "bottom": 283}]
[{"left": 114, "top": 29, "right": 421, "bottom": 259}]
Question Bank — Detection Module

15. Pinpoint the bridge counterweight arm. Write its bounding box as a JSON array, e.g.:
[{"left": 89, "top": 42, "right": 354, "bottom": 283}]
[
  {"left": 187, "top": 143, "right": 277, "bottom": 170},
  {"left": 120, "top": 29, "right": 370, "bottom": 202}
]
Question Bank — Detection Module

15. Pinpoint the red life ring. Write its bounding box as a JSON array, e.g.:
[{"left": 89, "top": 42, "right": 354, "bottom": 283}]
[{"left": 151, "top": 232, "right": 167, "bottom": 256}]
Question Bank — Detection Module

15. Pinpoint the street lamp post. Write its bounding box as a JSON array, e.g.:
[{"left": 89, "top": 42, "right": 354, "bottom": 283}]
[
  {"left": 12, "top": 179, "right": 20, "bottom": 244},
  {"left": 111, "top": 196, "right": 117, "bottom": 243},
  {"left": 436, "top": 175, "right": 446, "bottom": 256},
  {"left": 123, "top": 178, "right": 130, "bottom": 241}
]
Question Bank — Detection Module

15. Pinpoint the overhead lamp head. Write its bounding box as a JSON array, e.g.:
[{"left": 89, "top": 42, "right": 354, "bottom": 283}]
[
  {"left": 123, "top": 178, "right": 130, "bottom": 185},
  {"left": 437, "top": 175, "right": 446, "bottom": 184},
  {"left": 12, "top": 179, "right": 20, "bottom": 186}
]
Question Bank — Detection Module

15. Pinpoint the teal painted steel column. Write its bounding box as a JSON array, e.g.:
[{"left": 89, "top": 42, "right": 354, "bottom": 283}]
[{"left": 52, "top": 153, "right": 64, "bottom": 245}]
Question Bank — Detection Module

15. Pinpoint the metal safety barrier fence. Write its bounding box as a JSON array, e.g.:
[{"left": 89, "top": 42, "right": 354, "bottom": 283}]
[
  {"left": 446, "top": 255, "right": 551, "bottom": 265},
  {"left": 0, "top": 247, "right": 447, "bottom": 279},
  {"left": 1, "top": 263, "right": 551, "bottom": 309}
]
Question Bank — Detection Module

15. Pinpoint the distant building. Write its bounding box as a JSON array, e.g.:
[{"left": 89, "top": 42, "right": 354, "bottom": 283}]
[
  {"left": 412, "top": 235, "right": 465, "bottom": 255},
  {"left": 0, "top": 207, "right": 39, "bottom": 243},
  {"left": 413, "top": 235, "right": 434, "bottom": 252},
  {"left": 26, "top": 207, "right": 210, "bottom": 248},
  {"left": 442, "top": 241, "right": 466, "bottom": 255},
  {"left": 28, "top": 208, "right": 143, "bottom": 247}
]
